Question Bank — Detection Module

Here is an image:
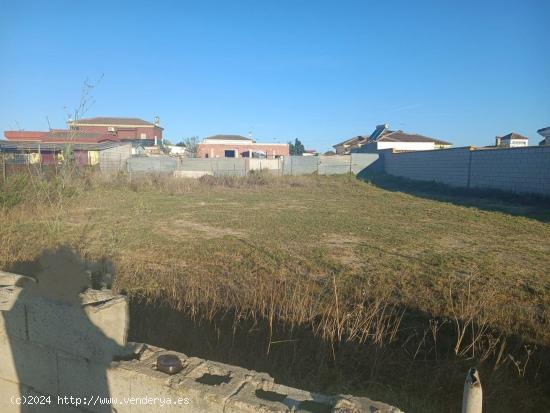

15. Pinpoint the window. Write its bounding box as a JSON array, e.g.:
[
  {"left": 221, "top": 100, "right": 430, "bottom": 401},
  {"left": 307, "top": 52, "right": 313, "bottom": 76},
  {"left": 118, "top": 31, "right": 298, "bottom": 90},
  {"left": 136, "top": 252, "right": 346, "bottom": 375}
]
[
  {"left": 224, "top": 150, "right": 236, "bottom": 158},
  {"left": 140, "top": 133, "right": 147, "bottom": 139}
]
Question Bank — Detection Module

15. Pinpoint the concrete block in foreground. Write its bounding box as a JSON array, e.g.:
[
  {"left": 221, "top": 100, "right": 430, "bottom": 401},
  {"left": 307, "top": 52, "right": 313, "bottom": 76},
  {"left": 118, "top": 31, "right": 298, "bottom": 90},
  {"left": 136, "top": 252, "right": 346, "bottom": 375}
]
[{"left": 0, "top": 270, "right": 403, "bottom": 413}]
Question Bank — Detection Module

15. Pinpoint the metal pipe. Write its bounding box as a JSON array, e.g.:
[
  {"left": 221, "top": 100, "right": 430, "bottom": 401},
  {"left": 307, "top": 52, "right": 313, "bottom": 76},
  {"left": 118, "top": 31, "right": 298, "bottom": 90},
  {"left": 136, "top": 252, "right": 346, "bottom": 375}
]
[{"left": 462, "top": 368, "right": 482, "bottom": 413}]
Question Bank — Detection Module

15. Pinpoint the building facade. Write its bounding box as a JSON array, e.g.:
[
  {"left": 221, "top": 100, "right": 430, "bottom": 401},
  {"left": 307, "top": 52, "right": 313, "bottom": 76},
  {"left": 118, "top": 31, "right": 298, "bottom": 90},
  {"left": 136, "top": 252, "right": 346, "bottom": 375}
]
[
  {"left": 495, "top": 132, "right": 529, "bottom": 148},
  {"left": 196, "top": 135, "right": 289, "bottom": 158},
  {"left": 67, "top": 117, "right": 164, "bottom": 143},
  {"left": 4, "top": 117, "right": 163, "bottom": 146}
]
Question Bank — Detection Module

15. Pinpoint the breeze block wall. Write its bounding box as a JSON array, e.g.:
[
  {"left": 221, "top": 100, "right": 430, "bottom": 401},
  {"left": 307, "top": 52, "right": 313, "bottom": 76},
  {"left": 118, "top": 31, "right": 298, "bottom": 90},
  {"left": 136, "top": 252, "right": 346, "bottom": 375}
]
[
  {"left": 383, "top": 147, "right": 472, "bottom": 188},
  {"left": 0, "top": 271, "right": 402, "bottom": 413},
  {"left": 469, "top": 146, "right": 550, "bottom": 195},
  {"left": 382, "top": 146, "right": 550, "bottom": 197}
]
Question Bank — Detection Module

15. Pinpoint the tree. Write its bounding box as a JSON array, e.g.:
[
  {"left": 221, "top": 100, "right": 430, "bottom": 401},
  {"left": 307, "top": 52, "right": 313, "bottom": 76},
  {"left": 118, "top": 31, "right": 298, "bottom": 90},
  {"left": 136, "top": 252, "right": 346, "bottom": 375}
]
[
  {"left": 289, "top": 138, "right": 305, "bottom": 156},
  {"left": 179, "top": 136, "right": 200, "bottom": 157}
]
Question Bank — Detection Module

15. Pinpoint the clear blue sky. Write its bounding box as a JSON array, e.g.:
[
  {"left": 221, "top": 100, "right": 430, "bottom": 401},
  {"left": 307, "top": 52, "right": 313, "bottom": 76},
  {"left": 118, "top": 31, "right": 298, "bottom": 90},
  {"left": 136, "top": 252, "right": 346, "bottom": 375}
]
[{"left": 1, "top": 0, "right": 549, "bottom": 151}]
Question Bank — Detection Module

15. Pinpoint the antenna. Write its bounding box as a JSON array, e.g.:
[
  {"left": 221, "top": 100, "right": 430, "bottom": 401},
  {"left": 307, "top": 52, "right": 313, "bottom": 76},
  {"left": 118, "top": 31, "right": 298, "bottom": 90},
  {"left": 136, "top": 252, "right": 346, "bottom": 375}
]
[{"left": 46, "top": 116, "right": 52, "bottom": 131}]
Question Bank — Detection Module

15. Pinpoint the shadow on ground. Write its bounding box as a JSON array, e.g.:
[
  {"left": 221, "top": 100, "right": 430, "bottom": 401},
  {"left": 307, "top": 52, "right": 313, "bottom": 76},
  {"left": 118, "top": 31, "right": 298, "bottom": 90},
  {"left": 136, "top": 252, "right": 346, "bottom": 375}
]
[{"left": 357, "top": 172, "right": 550, "bottom": 223}]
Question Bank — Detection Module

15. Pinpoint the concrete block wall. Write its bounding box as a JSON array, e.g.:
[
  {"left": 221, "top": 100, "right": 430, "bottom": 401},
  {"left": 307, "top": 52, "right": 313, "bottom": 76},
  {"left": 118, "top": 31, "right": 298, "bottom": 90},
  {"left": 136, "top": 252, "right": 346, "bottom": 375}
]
[
  {"left": 382, "top": 146, "right": 550, "bottom": 196},
  {"left": 99, "top": 144, "right": 132, "bottom": 174},
  {"left": 383, "top": 147, "right": 472, "bottom": 188},
  {"left": 469, "top": 146, "right": 550, "bottom": 195},
  {"left": 0, "top": 271, "right": 402, "bottom": 413}
]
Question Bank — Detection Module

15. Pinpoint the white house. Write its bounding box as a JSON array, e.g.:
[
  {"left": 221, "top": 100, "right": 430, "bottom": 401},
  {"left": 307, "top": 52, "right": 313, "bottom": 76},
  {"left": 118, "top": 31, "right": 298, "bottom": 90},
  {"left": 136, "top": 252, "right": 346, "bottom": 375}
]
[
  {"left": 335, "top": 124, "right": 452, "bottom": 154},
  {"left": 495, "top": 132, "right": 529, "bottom": 148}
]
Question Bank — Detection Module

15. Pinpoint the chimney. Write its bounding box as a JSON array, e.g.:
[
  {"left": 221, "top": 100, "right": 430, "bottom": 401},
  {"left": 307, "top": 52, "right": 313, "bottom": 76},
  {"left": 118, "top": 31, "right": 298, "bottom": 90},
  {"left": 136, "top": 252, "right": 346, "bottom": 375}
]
[
  {"left": 495, "top": 136, "right": 501, "bottom": 146},
  {"left": 154, "top": 116, "right": 160, "bottom": 127}
]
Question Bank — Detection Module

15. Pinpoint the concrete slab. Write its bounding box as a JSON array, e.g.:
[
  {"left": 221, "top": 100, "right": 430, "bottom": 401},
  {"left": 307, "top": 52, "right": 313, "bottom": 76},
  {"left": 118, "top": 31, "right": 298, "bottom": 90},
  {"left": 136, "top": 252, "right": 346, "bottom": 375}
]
[
  {"left": 332, "top": 395, "right": 404, "bottom": 413},
  {"left": 0, "top": 335, "right": 58, "bottom": 396},
  {"left": 26, "top": 295, "right": 127, "bottom": 362},
  {"left": 0, "top": 287, "right": 27, "bottom": 340},
  {"left": 224, "top": 382, "right": 290, "bottom": 413},
  {"left": 0, "top": 378, "right": 82, "bottom": 413}
]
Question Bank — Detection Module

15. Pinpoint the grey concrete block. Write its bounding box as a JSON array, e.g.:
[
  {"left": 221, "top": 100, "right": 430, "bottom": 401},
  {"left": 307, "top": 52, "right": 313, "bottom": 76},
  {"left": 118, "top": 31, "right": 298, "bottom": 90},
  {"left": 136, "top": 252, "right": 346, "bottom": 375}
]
[
  {"left": 57, "top": 351, "right": 137, "bottom": 413},
  {"left": 0, "top": 290, "right": 27, "bottom": 341},
  {"left": 0, "top": 378, "right": 83, "bottom": 413},
  {"left": 224, "top": 382, "right": 289, "bottom": 413},
  {"left": 26, "top": 294, "right": 128, "bottom": 362},
  {"left": 0, "top": 334, "right": 58, "bottom": 396}
]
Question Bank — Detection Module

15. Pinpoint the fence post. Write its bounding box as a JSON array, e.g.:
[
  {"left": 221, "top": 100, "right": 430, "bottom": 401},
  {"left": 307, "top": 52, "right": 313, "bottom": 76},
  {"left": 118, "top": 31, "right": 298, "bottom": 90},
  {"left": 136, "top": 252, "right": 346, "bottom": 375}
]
[
  {"left": 349, "top": 153, "right": 352, "bottom": 174},
  {"left": 2, "top": 154, "right": 5, "bottom": 183},
  {"left": 462, "top": 368, "right": 482, "bottom": 413}
]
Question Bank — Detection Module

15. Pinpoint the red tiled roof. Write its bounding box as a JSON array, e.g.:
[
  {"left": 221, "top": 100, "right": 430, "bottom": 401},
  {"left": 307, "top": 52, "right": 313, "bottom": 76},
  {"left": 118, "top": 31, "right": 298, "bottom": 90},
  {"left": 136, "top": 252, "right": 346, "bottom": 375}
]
[
  {"left": 4, "top": 130, "right": 121, "bottom": 143},
  {"left": 4, "top": 131, "right": 46, "bottom": 141}
]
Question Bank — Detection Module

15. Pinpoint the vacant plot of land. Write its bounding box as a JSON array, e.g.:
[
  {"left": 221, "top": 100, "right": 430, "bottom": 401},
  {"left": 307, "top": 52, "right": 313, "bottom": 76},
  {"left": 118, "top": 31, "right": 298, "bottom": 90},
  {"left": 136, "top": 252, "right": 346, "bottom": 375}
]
[{"left": 1, "top": 173, "right": 549, "bottom": 411}]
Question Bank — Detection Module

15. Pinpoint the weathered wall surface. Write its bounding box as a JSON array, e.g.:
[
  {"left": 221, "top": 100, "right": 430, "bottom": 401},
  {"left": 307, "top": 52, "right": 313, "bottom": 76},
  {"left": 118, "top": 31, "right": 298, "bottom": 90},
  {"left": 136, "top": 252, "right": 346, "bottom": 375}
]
[
  {"left": 152, "top": 153, "right": 380, "bottom": 178},
  {"left": 382, "top": 146, "right": 550, "bottom": 196},
  {"left": 99, "top": 144, "right": 132, "bottom": 174},
  {"left": 0, "top": 271, "right": 402, "bottom": 413}
]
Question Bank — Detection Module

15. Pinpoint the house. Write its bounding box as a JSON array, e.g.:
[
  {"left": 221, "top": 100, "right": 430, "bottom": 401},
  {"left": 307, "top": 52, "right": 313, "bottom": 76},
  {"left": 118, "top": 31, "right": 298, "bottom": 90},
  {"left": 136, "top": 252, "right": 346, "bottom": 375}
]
[
  {"left": 67, "top": 116, "right": 164, "bottom": 145},
  {"left": 333, "top": 135, "right": 371, "bottom": 155},
  {"left": 335, "top": 124, "right": 452, "bottom": 154},
  {"left": 5, "top": 116, "right": 164, "bottom": 147},
  {"left": 302, "top": 149, "right": 318, "bottom": 156},
  {"left": 196, "top": 135, "right": 289, "bottom": 158},
  {"left": 537, "top": 127, "right": 550, "bottom": 146},
  {"left": 495, "top": 132, "right": 529, "bottom": 148}
]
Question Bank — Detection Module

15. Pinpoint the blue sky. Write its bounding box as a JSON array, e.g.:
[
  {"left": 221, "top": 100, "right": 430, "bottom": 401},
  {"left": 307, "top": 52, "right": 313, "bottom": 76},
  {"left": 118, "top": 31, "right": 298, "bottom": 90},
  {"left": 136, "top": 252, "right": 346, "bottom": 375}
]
[{"left": 1, "top": 0, "right": 549, "bottom": 151}]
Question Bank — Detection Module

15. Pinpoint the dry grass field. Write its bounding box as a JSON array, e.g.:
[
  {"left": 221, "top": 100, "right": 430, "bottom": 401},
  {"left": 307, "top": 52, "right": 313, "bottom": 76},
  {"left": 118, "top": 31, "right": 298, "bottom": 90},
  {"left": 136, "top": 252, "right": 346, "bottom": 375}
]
[{"left": 1, "top": 172, "right": 549, "bottom": 412}]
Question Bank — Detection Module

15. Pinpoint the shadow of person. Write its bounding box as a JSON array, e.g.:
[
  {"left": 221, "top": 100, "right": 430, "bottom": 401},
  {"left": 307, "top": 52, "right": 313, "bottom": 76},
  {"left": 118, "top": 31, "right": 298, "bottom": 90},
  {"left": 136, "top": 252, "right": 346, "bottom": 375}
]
[{"left": 0, "top": 246, "right": 134, "bottom": 413}]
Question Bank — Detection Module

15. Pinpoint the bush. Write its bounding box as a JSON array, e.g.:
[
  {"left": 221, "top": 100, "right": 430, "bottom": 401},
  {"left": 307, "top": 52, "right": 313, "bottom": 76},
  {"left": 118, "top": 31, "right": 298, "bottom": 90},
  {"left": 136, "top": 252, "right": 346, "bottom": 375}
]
[{"left": 0, "top": 175, "right": 32, "bottom": 208}]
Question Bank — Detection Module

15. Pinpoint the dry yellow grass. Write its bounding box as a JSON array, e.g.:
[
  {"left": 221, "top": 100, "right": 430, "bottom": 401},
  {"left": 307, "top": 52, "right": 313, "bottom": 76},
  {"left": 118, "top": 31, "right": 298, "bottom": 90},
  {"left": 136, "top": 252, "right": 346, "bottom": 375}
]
[{"left": 1, "top": 172, "right": 549, "bottom": 412}]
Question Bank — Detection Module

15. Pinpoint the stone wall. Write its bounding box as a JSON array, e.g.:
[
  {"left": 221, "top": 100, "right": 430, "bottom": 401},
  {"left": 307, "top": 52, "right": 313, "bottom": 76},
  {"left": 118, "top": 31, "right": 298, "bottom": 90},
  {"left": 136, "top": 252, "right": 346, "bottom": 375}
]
[
  {"left": 381, "top": 146, "right": 550, "bottom": 196},
  {"left": 0, "top": 271, "right": 402, "bottom": 413}
]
